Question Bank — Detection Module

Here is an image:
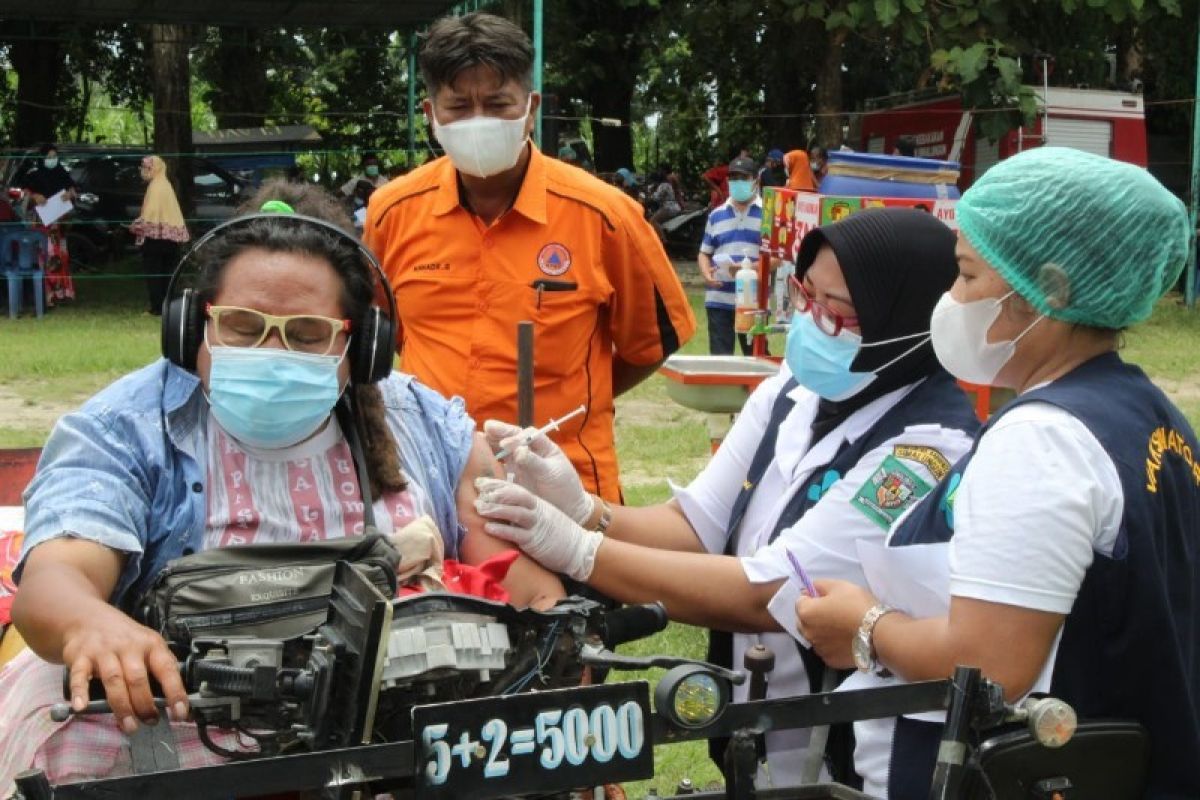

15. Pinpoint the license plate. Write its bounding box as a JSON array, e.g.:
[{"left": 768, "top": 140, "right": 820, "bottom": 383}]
[{"left": 412, "top": 681, "right": 653, "bottom": 799}]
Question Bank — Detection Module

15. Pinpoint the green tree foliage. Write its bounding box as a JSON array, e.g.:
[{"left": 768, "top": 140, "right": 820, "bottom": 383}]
[{"left": 0, "top": 0, "right": 1192, "bottom": 188}]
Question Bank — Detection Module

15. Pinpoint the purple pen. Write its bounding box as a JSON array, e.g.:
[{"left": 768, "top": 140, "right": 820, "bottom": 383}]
[{"left": 786, "top": 549, "right": 819, "bottom": 597}]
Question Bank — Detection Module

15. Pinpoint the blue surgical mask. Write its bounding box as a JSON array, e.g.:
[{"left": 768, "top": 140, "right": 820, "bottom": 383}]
[
  {"left": 785, "top": 311, "right": 929, "bottom": 401},
  {"left": 205, "top": 337, "right": 347, "bottom": 449},
  {"left": 729, "top": 179, "right": 756, "bottom": 204},
  {"left": 43, "top": 157, "right": 58, "bottom": 169}
]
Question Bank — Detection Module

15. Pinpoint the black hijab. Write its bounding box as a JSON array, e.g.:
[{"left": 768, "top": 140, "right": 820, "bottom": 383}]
[{"left": 793, "top": 207, "right": 958, "bottom": 440}]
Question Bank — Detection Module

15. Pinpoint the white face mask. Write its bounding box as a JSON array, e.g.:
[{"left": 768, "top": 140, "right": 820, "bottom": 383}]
[
  {"left": 930, "top": 291, "right": 1043, "bottom": 385},
  {"left": 431, "top": 96, "right": 532, "bottom": 178}
]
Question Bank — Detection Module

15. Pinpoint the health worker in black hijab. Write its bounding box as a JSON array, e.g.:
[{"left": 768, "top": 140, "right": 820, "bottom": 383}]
[
  {"left": 792, "top": 208, "right": 963, "bottom": 441},
  {"left": 471, "top": 207, "right": 982, "bottom": 787}
]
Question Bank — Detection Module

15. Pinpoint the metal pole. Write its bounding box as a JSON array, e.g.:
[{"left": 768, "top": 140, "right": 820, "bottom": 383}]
[
  {"left": 1187, "top": 21, "right": 1200, "bottom": 309},
  {"left": 1042, "top": 54, "right": 1051, "bottom": 145},
  {"left": 407, "top": 32, "right": 418, "bottom": 169},
  {"left": 517, "top": 321, "right": 535, "bottom": 427},
  {"left": 532, "top": 0, "right": 543, "bottom": 148}
]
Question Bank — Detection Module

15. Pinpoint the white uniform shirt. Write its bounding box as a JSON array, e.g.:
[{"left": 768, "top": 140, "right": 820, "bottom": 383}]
[
  {"left": 673, "top": 365, "right": 976, "bottom": 789},
  {"left": 841, "top": 400, "right": 1123, "bottom": 797}
]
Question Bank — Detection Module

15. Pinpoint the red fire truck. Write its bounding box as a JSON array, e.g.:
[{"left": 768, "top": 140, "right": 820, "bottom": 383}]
[{"left": 859, "top": 86, "right": 1148, "bottom": 189}]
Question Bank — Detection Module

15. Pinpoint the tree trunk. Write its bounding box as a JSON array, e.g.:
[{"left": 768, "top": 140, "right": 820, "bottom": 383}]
[
  {"left": 75, "top": 73, "right": 92, "bottom": 142},
  {"left": 590, "top": 77, "right": 635, "bottom": 172},
  {"left": 815, "top": 27, "right": 848, "bottom": 150},
  {"left": 148, "top": 24, "right": 194, "bottom": 217},
  {"left": 7, "top": 25, "right": 65, "bottom": 146},
  {"left": 208, "top": 27, "right": 270, "bottom": 129},
  {"left": 762, "top": 15, "right": 817, "bottom": 151},
  {"left": 565, "top": 0, "right": 654, "bottom": 173},
  {"left": 1116, "top": 23, "right": 1143, "bottom": 89}
]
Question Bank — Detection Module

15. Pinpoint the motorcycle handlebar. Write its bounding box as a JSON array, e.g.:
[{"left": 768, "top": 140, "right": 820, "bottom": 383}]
[{"left": 600, "top": 602, "right": 669, "bottom": 650}]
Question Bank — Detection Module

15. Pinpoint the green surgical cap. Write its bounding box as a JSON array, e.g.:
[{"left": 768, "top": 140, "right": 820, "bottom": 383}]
[{"left": 957, "top": 147, "right": 1192, "bottom": 329}]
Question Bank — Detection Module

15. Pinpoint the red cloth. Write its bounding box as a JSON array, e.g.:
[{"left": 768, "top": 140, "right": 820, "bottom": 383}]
[
  {"left": 703, "top": 164, "right": 730, "bottom": 208},
  {"left": 397, "top": 549, "right": 519, "bottom": 603}
]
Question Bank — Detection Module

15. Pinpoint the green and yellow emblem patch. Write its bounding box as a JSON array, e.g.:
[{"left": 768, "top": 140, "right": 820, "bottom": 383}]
[{"left": 852, "top": 454, "right": 934, "bottom": 530}]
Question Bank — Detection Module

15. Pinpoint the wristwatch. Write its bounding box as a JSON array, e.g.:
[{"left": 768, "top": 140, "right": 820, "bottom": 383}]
[
  {"left": 853, "top": 603, "right": 897, "bottom": 672},
  {"left": 592, "top": 496, "right": 613, "bottom": 534}
]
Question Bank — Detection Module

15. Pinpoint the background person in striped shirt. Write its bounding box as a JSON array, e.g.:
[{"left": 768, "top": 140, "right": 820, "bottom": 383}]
[{"left": 698, "top": 155, "right": 764, "bottom": 355}]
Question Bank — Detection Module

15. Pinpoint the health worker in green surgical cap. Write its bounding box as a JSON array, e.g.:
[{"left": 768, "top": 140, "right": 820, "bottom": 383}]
[{"left": 796, "top": 146, "right": 1199, "bottom": 799}]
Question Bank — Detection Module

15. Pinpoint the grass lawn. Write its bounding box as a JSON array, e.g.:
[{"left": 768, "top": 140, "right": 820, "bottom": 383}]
[{"left": 2, "top": 265, "right": 1200, "bottom": 796}]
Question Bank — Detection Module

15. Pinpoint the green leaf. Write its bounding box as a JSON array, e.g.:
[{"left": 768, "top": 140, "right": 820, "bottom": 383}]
[
  {"left": 956, "top": 42, "right": 988, "bottom": 84},
  {"left": 1130, "top": 0, "right": 1145, "bottom": 10},
  {"left": 1017, "top": 87, "right": 1041, "bottom": 126},
  {"left": 995, "top": 55, "right": 1020, "bottom": 91},
  {"left": 874, "top": 0, "right": 901, "bottom": 26},
  {"left": 902, "top": 0, "right": 923, "bottom": 12},
  {"left": 930, "top": 48, "right": 951, "bottom": 70},
  {"left": 960, "top": 7, "right": 979, "bottom": 24},
  {"left": 826, "top": 9, "right": 852, "bottom": 27}
]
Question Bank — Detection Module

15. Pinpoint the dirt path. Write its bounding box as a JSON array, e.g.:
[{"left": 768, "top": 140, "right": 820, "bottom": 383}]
[
  {"left": 0, "top": 384, "right": 77, "bottom": 435},
  {"left": 1150, "top": 374, "right": 1200, "bottom": 405}
]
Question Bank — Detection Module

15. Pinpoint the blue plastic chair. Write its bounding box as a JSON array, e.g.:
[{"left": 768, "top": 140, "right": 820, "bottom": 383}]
[{"left": 3, "top": 229, "right": 47, "bottom": 319}]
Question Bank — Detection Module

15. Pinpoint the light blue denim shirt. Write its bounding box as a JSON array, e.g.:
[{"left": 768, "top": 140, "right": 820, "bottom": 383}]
[{"left": 19, "top": 359, "right": 474, "bottom": 606}]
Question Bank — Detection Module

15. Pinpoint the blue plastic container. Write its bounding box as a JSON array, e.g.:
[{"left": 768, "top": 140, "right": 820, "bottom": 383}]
[{"left": 818, "top": 151, "right": 961, "bottom": 199}]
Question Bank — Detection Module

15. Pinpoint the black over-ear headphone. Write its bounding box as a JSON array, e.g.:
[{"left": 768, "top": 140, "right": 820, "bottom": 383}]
[{"left": 161, "top": 212, "right": 398, "bottom": 385}]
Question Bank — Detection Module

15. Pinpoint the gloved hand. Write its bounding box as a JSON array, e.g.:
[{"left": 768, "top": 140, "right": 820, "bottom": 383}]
[
  {"left": 474, "top": 477, "right": 602, "bottom": 582},
  {"left": 482, "top": 419, "right": 595, "bottom": 526}
]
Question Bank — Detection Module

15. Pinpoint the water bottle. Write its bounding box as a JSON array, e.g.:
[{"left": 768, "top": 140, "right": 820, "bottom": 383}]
[{"left": 734, "top": 257, "right": 759, "bottom": 334}]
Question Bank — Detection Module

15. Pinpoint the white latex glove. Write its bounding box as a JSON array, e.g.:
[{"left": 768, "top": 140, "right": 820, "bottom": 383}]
[
  {"left": 474, "top": 477, "right": 602, "bottom": 582},
  {"left": 482, "top": 419, "right": 595, "bottom": 526}
]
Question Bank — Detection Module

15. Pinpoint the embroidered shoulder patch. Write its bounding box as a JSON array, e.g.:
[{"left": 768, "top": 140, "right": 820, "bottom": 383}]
[
  {"left": 893, "top": 445, "right": 951, "bottom": 481},
  {"left": 852, "top": 454, "right": 934, "bottom": 530}
]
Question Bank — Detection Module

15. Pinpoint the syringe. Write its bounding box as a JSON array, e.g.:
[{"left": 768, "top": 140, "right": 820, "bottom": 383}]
[{"left": 494, "top": 405, "right": 587, "bottom": 461}]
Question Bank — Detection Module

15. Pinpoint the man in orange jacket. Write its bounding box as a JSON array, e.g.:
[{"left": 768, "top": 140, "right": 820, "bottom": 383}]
[{"left": 365, "top": 12, "right": 695, "bottom": 504}]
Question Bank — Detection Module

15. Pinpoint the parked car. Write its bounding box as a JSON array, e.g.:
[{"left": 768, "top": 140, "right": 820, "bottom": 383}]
[{"left": 2, "top": 145, "right": 249, "bottom": 268}]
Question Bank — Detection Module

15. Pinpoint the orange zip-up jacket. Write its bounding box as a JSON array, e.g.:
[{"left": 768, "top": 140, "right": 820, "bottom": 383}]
[{"left": 365, "top": 148, "right": 696, "bottom": 501}]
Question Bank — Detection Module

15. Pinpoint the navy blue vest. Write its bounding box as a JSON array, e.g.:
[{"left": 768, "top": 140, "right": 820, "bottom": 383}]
[
  {"left": 705, "top": 369, "right": 980, "bottom": 771},
  {"left": 888, "top": 352, "right": 1200, "bottom": 799}
]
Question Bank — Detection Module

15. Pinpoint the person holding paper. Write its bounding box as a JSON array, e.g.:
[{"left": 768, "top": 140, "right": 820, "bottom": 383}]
[
  {"left": 474, "top": 208, "right": 981, "bottom": 788},
  {"left": 19, "top": 144, "right": 76, "bottom": 207},
  {"left": 19, "top": 144, "right": 77, "bottom": 306},
  {"left": 796, "top": 148, "right": 1200, "bottom": 799}
]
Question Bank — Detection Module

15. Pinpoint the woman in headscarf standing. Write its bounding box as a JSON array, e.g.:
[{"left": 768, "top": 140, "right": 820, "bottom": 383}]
[
  {"left": 473, "top": 208, "right": 982, "bottom": 788},
  {"left": 784, "top": 149, "right": 818, "bottom": 192},
  {"left": 130, "top": 156, "right": 189, "bottom": 315}
]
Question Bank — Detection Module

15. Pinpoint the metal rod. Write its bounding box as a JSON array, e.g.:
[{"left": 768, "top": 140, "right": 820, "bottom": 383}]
[
  {"left": 44, "top": 741, "right": 416, "bottom": 799},
  {"left": 930, "top": 665, "right": 981, "bottom": 799},
  {"left": 1187, "top": 23, "right": 1200, "bottom": 309},
  {"left": 517, "top": 321, "right": 535, "bottom": 428},
  {"left": 532, "top": 0, "right": 544, "bottom": 147},
  {"left": 651, "top": 678, "right": 952, "bottom": 745},
  {"left": 407, "top": 32, "right": 418, "bottom": 169},
  {"left": 751, "top": 250, "right": 770, "bottom": 357}
]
